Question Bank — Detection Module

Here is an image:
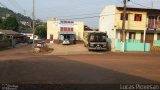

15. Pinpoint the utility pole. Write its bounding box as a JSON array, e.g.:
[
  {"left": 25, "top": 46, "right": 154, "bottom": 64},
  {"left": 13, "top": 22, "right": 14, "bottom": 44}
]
[
  {"left": 151, "top": 0, "right": 153, "bottom": 9},
  {"left": 121, "top": 0, "right": 129, "bottom": 52},
  {"left": 32, "top": 0, "right": 35, "bottom": 51}
]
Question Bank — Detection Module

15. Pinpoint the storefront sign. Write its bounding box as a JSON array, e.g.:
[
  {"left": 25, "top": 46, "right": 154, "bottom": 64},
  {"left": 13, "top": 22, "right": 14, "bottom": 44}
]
[
  {"left": 53, "top": 21, "right": 78, "bottom": 28},
  {"left": 147, "top": 28, "right": 156, "bottom": 31}
]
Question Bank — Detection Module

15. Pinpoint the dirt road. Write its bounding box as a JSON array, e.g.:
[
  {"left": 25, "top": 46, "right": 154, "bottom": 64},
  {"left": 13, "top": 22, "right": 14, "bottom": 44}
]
[{"left": 0, "top": 45, "right": 160, "bottom": 84}]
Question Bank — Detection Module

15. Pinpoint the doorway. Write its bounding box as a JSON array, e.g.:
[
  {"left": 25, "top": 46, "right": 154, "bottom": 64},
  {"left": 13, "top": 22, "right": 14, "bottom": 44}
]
[{"left": 145, "top": 33, "right": 154, "bottom": 46}]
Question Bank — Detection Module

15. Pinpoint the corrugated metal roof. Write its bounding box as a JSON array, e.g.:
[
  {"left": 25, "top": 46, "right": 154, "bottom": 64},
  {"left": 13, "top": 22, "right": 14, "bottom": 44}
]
[
  {"left": 117, "top": 6, "right": 160, "bottom": 11},
  {"left": 0, "top": 30, "right": 20, "bottom": 35}
]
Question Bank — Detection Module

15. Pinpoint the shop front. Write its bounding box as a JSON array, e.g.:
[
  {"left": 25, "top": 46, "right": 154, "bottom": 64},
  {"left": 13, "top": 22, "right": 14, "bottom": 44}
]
[{"left": 58, "top": 31, "right": 76, "bottom": 44}]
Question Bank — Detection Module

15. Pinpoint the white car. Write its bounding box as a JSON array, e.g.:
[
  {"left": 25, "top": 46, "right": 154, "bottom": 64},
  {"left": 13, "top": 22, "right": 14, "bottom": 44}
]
[{"left": 62, "top": 39, "right": 70, "bottom": 45}]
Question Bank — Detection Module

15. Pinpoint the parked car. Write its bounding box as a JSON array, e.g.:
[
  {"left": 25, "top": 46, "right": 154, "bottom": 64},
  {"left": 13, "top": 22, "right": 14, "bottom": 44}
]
[
  {"left": 62, "top": 39, "right": 70, "bottom": 45},
  {"left": 27, "top": 39, "right": 33, "bottom": 44}
]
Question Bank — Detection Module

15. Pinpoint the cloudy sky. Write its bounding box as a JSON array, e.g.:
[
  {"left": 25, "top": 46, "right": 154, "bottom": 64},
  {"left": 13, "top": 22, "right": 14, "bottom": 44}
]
[{"left": 0, "top": 0, "right": 160, "bottom": 28}]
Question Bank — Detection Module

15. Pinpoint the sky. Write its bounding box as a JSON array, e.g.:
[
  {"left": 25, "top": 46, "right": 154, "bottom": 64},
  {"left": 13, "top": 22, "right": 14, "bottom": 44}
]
[{"left": 0, "top": 0, "right": 160, "bottom": 29}]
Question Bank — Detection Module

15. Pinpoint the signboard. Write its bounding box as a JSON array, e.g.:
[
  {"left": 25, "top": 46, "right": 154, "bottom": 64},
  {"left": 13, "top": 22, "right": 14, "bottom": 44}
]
[
  {"left": 53, "top": 21, "right": 78, "bottom": 28},
  {"left": 147, "top": 28, "right": 156, "bottom": 31}
]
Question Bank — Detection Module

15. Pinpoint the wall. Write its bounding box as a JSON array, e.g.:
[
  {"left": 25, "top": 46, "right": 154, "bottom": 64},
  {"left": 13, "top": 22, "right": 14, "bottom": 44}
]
[
  {"left": 47, "top": 20, "right": 60, "bottom": 41},
  {"left": 74, "top": 22, "right": 84, "bottom": 40},
  {"left": 116, "top": 39, "right": 150, "bottom": 51},
  {"left": 115, "top": 8, "right": 147, "bottom": 31},
  {"left": 99, "top": 5, "right": 116, "bottom": 39},
  {"left": 21, "top": 33, "right": 39, "bottom": 40},
  {"left": 153, "top": 40, "right": 160, "bottom": 46},
  {"left": 47, "top": 20, "right": 84, "bottom": 43},
  {"left": 135, "top": 32, "right": 141, "bottom": 40},
  {"left": 99, "top": 5, "right": 116, "bottom": 50},
  {"left": 0, "top": 41, "right": 10, "bottom": 48}
]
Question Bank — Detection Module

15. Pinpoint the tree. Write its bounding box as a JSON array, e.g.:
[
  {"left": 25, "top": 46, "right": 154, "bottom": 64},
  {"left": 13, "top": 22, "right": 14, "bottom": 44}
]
[
  {"left": 0, "top": 18, "right": 2, "bottom": 28},
  {"left": 2, "top": 16, "right": 19, "bottom": 31},
  {"left": 35, "top": 25, "right": 47, "bottom": 39}
]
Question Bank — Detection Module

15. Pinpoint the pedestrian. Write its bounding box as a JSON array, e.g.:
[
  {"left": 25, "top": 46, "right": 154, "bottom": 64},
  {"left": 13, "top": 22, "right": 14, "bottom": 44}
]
[{"left": 12, "top": 38, "right": 16, "bottom": 48}]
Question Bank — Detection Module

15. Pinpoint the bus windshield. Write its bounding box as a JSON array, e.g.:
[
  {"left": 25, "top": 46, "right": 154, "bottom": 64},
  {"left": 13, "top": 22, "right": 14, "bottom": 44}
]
[{"left": 89, "top": 33, "right": 106, "bottom": 42}]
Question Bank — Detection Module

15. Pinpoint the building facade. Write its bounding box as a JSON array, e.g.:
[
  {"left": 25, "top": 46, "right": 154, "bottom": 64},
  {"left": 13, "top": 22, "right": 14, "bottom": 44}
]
[
  {"left": 47, "top": 18, "right": 84, "bottom": 44},
  {"left": 99, "top": 5, "right": 160, "bottom": 51}
]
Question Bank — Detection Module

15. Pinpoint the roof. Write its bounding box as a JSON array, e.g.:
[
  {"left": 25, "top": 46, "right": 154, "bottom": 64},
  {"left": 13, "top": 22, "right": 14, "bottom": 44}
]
[
  {"left": 0, "top": 30, "right": 20, "bottom": 35},
  {"left": 18, "top": 29, "right": 33, "bottom": 33},
  {"left": 117, "top": 6, "right": 160, "bottom": 11}
]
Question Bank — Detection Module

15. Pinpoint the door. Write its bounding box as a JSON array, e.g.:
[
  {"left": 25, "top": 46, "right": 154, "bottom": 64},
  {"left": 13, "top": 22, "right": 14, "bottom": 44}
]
[
  {"left": 158, "top": 33, "right": 160, "bottom": 40},
  {"left": 50, "top": 34, "right": 54, "bottom": 43},
  {"left": 146, "top": 33, "right": 154, "bottom": 46}
]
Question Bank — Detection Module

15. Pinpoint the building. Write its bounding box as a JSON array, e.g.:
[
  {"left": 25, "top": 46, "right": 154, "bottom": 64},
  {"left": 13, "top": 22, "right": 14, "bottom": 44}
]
[
  {"left": 0, "top": 29, "right": 26, "bottom": 43},
  {"left": 19, "top": 30, "right": 39, "bottom": 40},
  {"left": 47, "top": 18, "right": 84, "bottom": 44},
  {"left": 20, "top": 21, "right": 32, "bottom": 27},
  {"left": 99, "top": 5, "right": 160, "bottom": 51},
  {"left": 0, "top": 29, "right": 21, "bottom": 40},
  {"left": 84, "top": 25, "right": 93, "bottom": 31}
]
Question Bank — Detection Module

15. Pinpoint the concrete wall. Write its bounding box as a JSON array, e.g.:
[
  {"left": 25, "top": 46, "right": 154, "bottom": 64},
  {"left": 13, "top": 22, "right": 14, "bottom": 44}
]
[
  {"left": 47, "top": 20, "right": 60, "bottom": 41},
  {"left": 99, "top": 5, "right": 116, "bottom": 50},
  {"left": 115, "top": 8, "right": 147, "bottom": 31},
  {"left": 74, "top": 22, "right": 84, "bottom": 40},
  {"left": 135, "top": 32, "right": 141, "bottom": 40},
  {"left": 116, "top": 40, "right": 150, "bottom": 51},
  {"left": 153, "top": 40, "right": 160, "bottom": 46},
  {"left": 99, "top": 5, "right": 116, "bottom": 39}
]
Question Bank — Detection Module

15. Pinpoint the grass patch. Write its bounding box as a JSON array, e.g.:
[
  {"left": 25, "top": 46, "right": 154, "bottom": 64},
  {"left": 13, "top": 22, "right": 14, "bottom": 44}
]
[{"left": 0, "top": 47, "right": 12, "bottom": 51}]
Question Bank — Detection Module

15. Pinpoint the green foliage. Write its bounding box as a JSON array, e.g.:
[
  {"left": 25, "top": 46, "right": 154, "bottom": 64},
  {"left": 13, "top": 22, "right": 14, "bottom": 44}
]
[
  {"left": 35, "top": 25, "right": 47, "bottom": 39},
  {"left": 15, "top": 13, "right": 32, "bottom": 22},
  {"left": 0, "top": 7, "right": 32, "bottom": 22},
  {"left": 0, "top": 18, "right": 2, "bottom": 28},
  {"left": 0, "top": 7, "right": 33, "bottom": 31},
  {"left": 1, "top": 16, "right": 19, "bottom": 31},
  {"left": 3, "top": 37, "right": 11, "bottom": 43}
]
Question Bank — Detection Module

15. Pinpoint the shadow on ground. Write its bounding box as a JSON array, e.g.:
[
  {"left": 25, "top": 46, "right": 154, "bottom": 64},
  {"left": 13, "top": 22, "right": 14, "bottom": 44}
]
[{"left": 0, "top": 55, "right": 158, "bottom": 84}]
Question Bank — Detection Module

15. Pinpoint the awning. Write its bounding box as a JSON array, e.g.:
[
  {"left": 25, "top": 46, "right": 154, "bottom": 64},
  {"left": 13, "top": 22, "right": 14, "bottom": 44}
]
[{"left": 59, "top": 31, "right": 75, "bottom": 35}]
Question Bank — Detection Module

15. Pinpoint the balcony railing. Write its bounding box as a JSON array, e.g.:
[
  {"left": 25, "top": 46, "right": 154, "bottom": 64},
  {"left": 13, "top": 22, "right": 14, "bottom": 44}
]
[
  {"left": 148, "top": 16, "right": 160, "bottom": 30},
  {"left": 148, "top": 21, "right": 160, "bottom": 29}
]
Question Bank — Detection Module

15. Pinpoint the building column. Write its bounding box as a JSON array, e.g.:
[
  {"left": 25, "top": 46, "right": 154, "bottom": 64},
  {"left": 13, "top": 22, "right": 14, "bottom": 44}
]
[
  {"left": 143, "top": 30, "right": 146, "bottom": 52},
  {"left": 113, "top": 28, "right": 117, "bottom": 51},
  {"left": 126, "top": 32, "right": 129, "bottom": 40},
  {"left": 154, "top": 33, "right": 158, "bottom": 41},
  {"left": 117, "top": 31, "right": 121, "bottom": 40}
]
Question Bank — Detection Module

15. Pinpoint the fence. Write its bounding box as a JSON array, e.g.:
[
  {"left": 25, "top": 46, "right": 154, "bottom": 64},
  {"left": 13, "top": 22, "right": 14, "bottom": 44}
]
[
  {"left": 116, "top": 39, "right": 150, "bottom": 51},
  {"left": 153, "top": 40, "right": 160, "bottom": 46}
]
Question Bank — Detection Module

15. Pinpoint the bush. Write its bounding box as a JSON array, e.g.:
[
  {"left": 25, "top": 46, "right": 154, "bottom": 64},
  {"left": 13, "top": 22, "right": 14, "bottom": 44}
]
[
  {"left": 3, "top": 38, "right": 11, "bottom": 43},
  {"left": 0, "top": 38, "right": 11, "bottom": 48}
]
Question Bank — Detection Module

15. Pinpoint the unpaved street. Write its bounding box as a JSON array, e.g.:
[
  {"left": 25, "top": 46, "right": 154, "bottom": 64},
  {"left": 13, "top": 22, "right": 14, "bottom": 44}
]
[{"left": 0, "top": 45, "right": 160, "bottom": 84}]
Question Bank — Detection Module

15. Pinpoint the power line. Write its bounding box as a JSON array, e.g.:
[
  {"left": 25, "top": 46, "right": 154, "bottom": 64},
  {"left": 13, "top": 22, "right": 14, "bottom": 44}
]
[
  {"left": 6, "top": 0, "right": 25, "bottom": 15},
  {"left": 0, "top": 2, "right": 7, "bottom": 8},
  {"left": 39, "top": 13, "right": 122, "bottom": 21}
]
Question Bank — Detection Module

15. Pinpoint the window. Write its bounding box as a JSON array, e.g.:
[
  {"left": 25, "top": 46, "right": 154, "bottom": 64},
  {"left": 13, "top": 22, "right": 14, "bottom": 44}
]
[
  {"left": 0, "top": 35, "right": 4, "bottom": 41},
  {"left": 60, "top": 27, "right": 63, "bottom": 31},
  {"left": 134, "top": 14, "right": 142, "bottom": 21},
  {"left": 71, "top": 28, "right": 73, "bottom": 31},
  {"left": 120, "top": 13, "right": 128, "bottom": 20},
  {"left": 129, "top": 32, "right": 136, "bottom": 39},
  {"left": 68, "top": 27, "right": 71, "bottom": 31},
  {"left": 157, "top": 33, "right": 160, "bottom": 40}
]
